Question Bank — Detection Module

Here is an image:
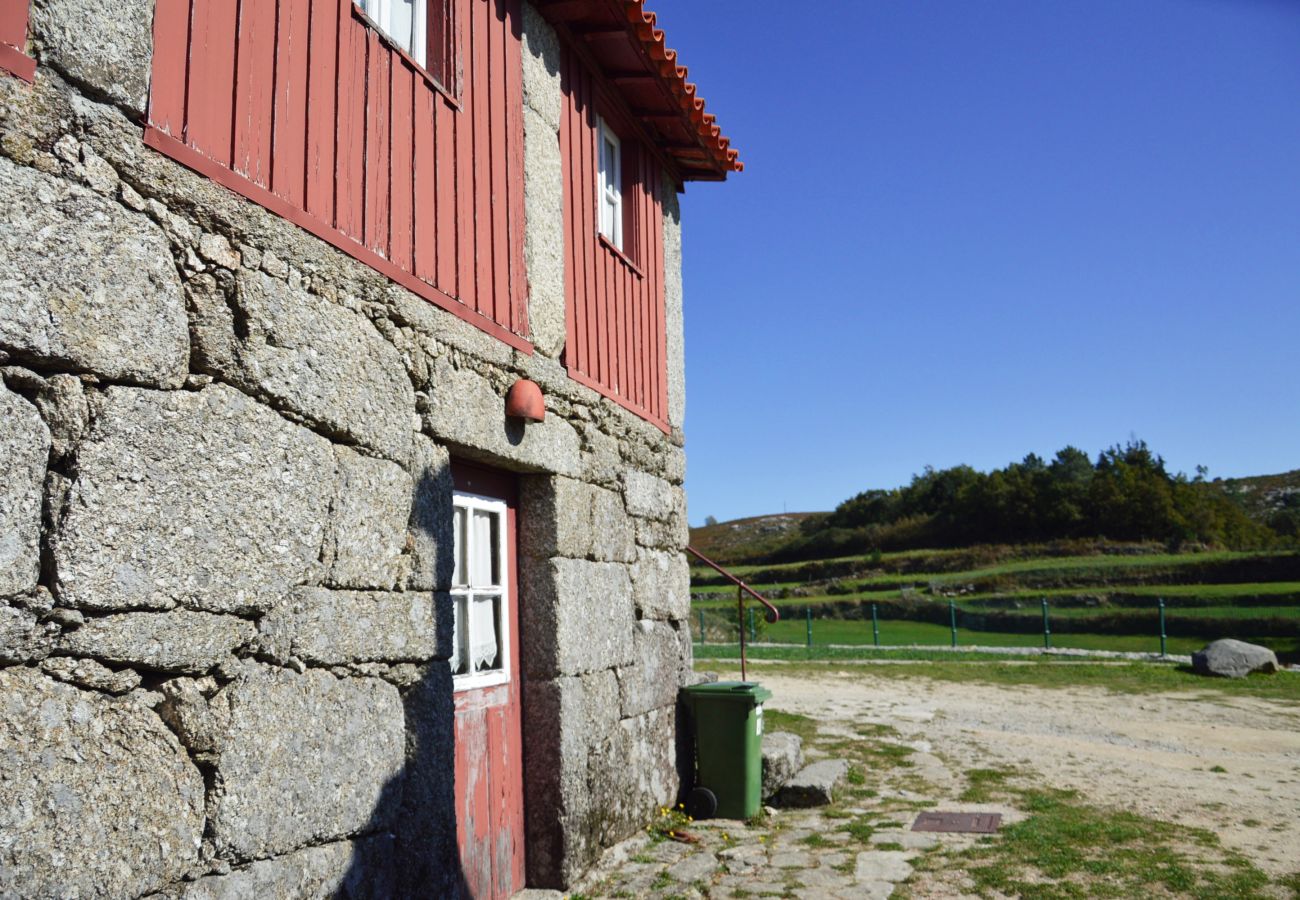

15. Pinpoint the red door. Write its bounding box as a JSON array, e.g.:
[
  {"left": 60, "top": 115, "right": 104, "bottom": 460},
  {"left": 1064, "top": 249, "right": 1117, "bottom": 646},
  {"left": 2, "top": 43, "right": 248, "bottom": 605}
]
[{"left": 451, "top": 463, "right": 525, "bottom": 898}]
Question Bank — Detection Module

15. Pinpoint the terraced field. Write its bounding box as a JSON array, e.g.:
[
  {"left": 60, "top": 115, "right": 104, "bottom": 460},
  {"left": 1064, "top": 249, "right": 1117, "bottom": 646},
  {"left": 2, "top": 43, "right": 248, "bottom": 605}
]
[{"left": 689, "top": 545, "right": 1300, "bottom": 661}]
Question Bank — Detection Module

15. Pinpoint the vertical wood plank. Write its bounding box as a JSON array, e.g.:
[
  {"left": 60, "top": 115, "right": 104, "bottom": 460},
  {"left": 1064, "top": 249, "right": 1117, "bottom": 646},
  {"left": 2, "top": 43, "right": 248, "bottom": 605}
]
[
  {"left": 435, "top": 95, "right": 457, "bottom": 293},
  {"left": 0, "top": 0, "right": 28, "bottom": 50},
  {"left": 413, "top": 85, "right": 437, "bottom": 282},
  {"left": 364, "top": 32, "right": 391, "bottom": 257},
  {"left": 472, "top": 0, "right": 493, "bottom": 315},
  {"left": 305, "top": 0, "right": 339, "bottom": 223},
  {"left": 187, "top": 0, "right": 239, "bottom": 166},
  {"left": 454, "top": 709, "right": 493, "bottom": 898},
  {"left": 390, "top": 61, "right": 415, "bottom": 274},
  {"left": 335, "top": 6, "right": 367, "bottom": 239},
  {"left": 148, "top": 0, "right": 191, "bottom": 137},
  {"left": 488, "top": 0, "right": 509, "bottom": 328},
  {"left": 455, "top": 0, "right": 474, "bottom": 305},
  {"left": 233, "top": 0, "right": 277, "bottom": 185},
  {"left": 272, "top": 0, "right": 311, "bottom": 205},
  {"left": 505, "top": 0, "right": 526, "bottom": 336}
]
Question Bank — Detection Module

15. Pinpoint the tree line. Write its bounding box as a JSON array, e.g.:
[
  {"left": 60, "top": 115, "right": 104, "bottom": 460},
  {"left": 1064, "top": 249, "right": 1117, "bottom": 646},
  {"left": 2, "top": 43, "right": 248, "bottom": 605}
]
[{"left": 771, "top": 441, "right": 1280, "bottom": 563}]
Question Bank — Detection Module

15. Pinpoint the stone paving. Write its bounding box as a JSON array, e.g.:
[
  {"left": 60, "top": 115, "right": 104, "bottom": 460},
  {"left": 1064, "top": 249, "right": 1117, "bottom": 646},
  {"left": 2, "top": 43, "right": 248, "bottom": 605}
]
[{"left": 560, "top": 692, "right": 1021, "bottom": 900}]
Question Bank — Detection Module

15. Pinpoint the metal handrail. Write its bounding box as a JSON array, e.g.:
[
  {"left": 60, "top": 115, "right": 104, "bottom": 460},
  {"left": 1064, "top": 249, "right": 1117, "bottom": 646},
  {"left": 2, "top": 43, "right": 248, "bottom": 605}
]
[{"left": 686, "top": 545, "right": 780, "bottom": 682}]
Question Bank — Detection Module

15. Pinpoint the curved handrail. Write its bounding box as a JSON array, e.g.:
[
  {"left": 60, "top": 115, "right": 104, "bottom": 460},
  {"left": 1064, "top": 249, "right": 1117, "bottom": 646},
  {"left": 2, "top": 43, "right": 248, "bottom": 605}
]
[{"left": 685, "top": 546, "right": 780, "bottom": 623}]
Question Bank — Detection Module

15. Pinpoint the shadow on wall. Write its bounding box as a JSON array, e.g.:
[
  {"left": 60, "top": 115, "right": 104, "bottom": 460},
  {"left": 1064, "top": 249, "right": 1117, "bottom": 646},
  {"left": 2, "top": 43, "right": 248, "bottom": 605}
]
[{"left": 340, "top": 463, "right": 474, "bottom": 898}]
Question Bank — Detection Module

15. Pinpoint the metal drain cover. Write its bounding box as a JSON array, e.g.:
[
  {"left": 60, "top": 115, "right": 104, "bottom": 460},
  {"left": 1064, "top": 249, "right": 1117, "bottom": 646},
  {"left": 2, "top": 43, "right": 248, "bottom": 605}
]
[{"left": 911, "top": 811, "right": 1002, "bottom": 833}]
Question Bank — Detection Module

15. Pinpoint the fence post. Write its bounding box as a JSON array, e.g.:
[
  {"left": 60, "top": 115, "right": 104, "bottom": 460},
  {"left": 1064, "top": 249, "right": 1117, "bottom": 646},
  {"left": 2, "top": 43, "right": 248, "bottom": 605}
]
[
  {"left": 872, "top": 603, "right": 880, "bottom": 647},
  {"left": 805, "top": 607, "right": 812, "bottom": 648},
  {"left": 698, "top": 610, "right": 705, "bottom": 646},
  {"left": 1041, "top": 597, "right": 1051, "bottom": 650},
  {"left": 1158, "top": 597, "right": 1167, "bottom": 657},
  {"left": 748, "top": 607, "right": 756, "bottom": 643},
  {"left": 949, "top": 599, "right": 958, "bottom": 648}
]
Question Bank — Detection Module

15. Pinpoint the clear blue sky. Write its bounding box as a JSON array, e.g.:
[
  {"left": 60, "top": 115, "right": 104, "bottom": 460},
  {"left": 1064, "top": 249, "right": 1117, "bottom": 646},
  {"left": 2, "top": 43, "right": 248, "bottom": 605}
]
[{"left": 649, "top": 0, "right": 1300, "bottom": 525}]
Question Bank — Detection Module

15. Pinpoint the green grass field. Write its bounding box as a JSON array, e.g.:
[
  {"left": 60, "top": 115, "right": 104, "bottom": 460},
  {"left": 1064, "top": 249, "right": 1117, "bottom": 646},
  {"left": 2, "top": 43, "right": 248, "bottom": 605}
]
[{"left": 691, "top": 545, "right": 1300, "bottom": 659}]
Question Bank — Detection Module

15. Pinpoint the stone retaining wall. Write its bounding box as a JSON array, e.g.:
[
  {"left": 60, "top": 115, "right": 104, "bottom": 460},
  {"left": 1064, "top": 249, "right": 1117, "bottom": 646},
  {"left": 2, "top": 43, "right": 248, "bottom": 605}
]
[{"left": 0, "top": 3, "right": 692, "bottom": 895}]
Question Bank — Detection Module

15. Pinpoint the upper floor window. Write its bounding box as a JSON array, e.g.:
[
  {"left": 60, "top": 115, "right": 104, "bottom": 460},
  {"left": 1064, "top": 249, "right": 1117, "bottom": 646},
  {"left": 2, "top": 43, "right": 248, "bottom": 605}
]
[
  {"left": 357, "top": 0, "right": 454, "bottom": 91},
  {"left": 597, "top": 117, "right": 623, "bottom": 251}
]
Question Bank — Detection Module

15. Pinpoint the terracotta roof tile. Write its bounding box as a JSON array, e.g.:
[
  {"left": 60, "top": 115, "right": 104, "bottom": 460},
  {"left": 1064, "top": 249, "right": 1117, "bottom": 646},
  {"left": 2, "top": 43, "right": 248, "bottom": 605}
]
[{"left": 536, "top": 0, "right": 742, "bottom": 181}]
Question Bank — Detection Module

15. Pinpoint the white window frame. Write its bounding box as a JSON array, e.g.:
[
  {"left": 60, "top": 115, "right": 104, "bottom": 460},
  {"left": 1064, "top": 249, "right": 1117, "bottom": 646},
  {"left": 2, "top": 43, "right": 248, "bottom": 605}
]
[
  {"left": 359, "top": 0, "right": 427, "bottom": 68},
  {"left": 450, "top": 491, "right": 511, "bottom": 692},
  {"left": 597, "top": 116, "right": 623, "bottom": 251}
]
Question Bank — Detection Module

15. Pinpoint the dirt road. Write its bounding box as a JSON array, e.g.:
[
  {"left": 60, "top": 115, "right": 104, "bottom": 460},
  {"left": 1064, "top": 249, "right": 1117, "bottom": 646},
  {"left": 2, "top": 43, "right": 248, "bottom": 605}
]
[{"left": 757, "top": 666, "right": 1300, "bottom": 877}]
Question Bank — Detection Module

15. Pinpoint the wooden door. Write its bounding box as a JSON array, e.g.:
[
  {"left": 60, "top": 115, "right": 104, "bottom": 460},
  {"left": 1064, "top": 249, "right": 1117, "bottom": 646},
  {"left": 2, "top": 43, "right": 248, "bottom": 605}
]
[{"left": 451, "top": 463, "right": 525, "bottom": 898}]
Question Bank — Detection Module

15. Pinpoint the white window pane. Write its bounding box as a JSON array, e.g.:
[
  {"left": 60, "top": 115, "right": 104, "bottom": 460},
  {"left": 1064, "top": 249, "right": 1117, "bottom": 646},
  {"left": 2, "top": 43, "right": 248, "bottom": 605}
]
[
  {"left": 469, "top": 594, "right": 500, "bottom": 671},
  {"left": 389, "top": 0, "right": 416, "bottom": 54},
  {"left": 410, "top": 0, "right": 427, "bottom": 67},
  {"left": 470, "top": 509, "right": 499, "bottom": 587},
  {"left": 450, "top": 594, "right": 469, "bottom": 675},
  {"left": 453, "top": 506, "right": 467, "bottom": 587}
]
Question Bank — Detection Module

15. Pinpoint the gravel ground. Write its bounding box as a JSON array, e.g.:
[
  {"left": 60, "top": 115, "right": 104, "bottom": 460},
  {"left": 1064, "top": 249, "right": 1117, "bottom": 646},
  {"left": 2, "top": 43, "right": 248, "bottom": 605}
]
[{"left": 563, "top": 665, "right": 1300, "bottom": 899}]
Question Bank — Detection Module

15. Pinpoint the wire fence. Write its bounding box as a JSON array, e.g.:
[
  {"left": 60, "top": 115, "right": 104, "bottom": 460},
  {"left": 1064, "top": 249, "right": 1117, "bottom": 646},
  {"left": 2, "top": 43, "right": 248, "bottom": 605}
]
[{"left": 689, "top": 597, "right": 1300, "bottom": 659}]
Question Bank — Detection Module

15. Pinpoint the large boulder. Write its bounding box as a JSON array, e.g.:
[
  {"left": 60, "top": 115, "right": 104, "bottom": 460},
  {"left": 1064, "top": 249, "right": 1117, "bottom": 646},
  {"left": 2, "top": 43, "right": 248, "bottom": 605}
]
[
  {"left": 0, "top": 381, "right": 49, "bottom": 599},
  {"left": 0, "top": 155, "right": 189, "bottom": 386},
  {"left": 761, "top": 731, "right": 804, "bottom": 801},
  {"left": 52, "top": 384, "right": 334, "bottom": 614},
  {"left": 0, "top": 667, "right": 205, "bottom": 898},
  {"left": 1192, "top": 639, "right": 1279, "bottom": 679},
  {"left": 773, "top": 759, "right": 850, "bottom": 809},
  {"left": 205, "top": 668, "right": 406, "bottom": 860}
]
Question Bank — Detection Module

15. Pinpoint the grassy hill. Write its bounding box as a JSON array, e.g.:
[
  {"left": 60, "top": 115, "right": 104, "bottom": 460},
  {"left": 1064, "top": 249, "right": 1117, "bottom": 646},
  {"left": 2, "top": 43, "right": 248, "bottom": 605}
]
[
  {"left": 688, "top": 523, "right": 1300, "bottom": 662},
  {"left": 1215, "top": 469, "right": 1300, "bottom": 536},
  {"left": 687, "top": 512, "right": 819, "bottom": 564}
]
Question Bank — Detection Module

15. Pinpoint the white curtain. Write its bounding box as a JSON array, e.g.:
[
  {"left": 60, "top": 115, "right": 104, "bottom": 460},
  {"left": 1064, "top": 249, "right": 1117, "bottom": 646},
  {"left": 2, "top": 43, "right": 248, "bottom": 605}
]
[{"left": 470, "top": 595, "right": 499, "bottom": 671}]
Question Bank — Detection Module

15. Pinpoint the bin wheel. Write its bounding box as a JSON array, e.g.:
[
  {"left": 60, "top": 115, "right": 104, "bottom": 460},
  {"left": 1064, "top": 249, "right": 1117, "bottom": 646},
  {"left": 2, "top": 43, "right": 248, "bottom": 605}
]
[{"left": 686, "top": 786, "right": 718, "bottom": 820}]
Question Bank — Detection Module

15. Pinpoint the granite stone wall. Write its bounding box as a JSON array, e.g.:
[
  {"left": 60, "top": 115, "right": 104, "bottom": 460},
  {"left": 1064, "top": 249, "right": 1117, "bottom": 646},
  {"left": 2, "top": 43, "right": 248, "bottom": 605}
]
[{"left": 0, "top": 3, "right": 693, "bottom": 896}]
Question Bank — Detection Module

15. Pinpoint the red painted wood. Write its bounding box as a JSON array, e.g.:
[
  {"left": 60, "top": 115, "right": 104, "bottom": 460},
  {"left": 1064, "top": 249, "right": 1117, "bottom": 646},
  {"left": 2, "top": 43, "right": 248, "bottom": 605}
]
[
  {"left": 147, "top": 1, "right": 189, "bottom": 134},
  {"left": 413, "top": 83, "right": 437, "bottom": 282},
  {"left": 454, "top": 0, "right": 474, "bottom": 306},
  {"left": 233, "top": 0, "right": 276, "bottom": 186},
  {"left": 187, "top": 0, "right": 238, "bottom": 166},
  {"left": 488, "top": 0, "right": 509, "bottom": 328},
  {"left": 364, "top": 31, "right": 391, "bottom": 257},
  {"left": 451, "top": 462, "right": 524, "bottom": 900},
  {"left": 305, "top": 0, "right": 339, "bottom": 222},
  {"left": 435, "top": 93, "right": 456, "bottom": 292},
  {"left": 146, "top": 0, "right": 534, "bottom": 356},
  {"left": 390, "top": 60, "right": 415, "bottom": 273},
  {"left": 506, "top": 0, "right": 526, "bottom": 337},
  {"left": 471, "top": 0, "right": 491, "bottom": 315},
  {"left": 272, "top": 0, "right": 310, "bottom": 205},
  {"left": 558, "top": 45, "right": 670, "bottom": 431},
  {"left": 0, "top": 0, "right": 27, "bottom": 49},
  {"left": 0, "top": 37, "right": 31, "bottom": 80},
  {"left": 336, "top": 6, "right": 367, "bottom": 239}
]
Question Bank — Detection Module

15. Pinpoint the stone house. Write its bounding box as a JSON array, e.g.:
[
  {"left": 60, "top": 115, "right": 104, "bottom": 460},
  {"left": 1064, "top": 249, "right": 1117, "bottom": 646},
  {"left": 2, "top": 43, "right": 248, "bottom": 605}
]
[{"left": 0, "top": 0, "right": 739, "bottom": 896}]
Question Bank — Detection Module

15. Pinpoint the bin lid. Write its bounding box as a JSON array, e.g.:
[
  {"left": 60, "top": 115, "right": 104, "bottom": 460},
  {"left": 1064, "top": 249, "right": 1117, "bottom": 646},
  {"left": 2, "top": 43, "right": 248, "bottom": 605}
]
[{"left": 681, "top": 681, "right": 772, "bottom": 703}]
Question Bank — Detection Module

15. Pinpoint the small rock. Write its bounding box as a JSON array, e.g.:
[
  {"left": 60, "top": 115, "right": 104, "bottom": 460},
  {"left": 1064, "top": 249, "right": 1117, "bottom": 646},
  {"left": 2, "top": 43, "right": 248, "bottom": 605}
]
[
  {"left": 198, "top": 232, "right": 240, "bottom": 269},
  {"left": 668, "top": 851, "right": 719, "bottom": 882},
  {"left": 718, "top": 842, "right": 768, "bottom": 874},
  {"left": 762, "top": 731, "right": 804, "bottom": 800},
  {"left": 40, "top": 656, "right": 141, "bottom": 694},
  {"left": 1192, "top": 639, "right": 1279, "bottom": 679},
  {"left": 854, "top": 849, "right": 913, "bottom": 883},
  {"left": 773, "top": 759, "right": 850, "bottom": 808}
]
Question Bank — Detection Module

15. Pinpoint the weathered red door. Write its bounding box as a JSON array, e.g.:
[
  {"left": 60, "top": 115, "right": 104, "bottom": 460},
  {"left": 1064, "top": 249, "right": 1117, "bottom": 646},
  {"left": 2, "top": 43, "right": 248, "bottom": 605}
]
[{"left": 451, "top": 463, "right": 525, "bottom": 898}]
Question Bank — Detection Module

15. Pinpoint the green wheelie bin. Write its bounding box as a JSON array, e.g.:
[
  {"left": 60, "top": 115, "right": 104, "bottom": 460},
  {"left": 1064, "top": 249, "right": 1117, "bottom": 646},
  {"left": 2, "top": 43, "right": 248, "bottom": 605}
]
[{"left": 681, "top": 681, "right": 772, "bottom": 820}]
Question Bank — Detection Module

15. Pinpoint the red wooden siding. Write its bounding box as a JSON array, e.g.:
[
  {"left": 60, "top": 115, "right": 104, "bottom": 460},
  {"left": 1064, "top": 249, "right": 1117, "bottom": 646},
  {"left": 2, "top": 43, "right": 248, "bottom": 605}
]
[
  {"left": 146, "top": 0, "right": 530, "bottom": 352},
  {"left": 560, "top": 48, "right": 668, "bottom": 431},
  {"left": 0, "top": 0, "right": 36, "bottom": 82}
]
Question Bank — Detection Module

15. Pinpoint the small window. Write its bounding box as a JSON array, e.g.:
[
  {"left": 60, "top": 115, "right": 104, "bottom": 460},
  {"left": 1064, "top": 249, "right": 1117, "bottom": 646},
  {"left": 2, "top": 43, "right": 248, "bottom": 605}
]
[
  {"left": 450, "top": 492, "right": 509, "bottom": 690},
  {"left": 597, "top": 117, "right": 623, "bottom": 251},
  {"left": 357, "top": 0, "right": 454, "bottom": 89}
]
